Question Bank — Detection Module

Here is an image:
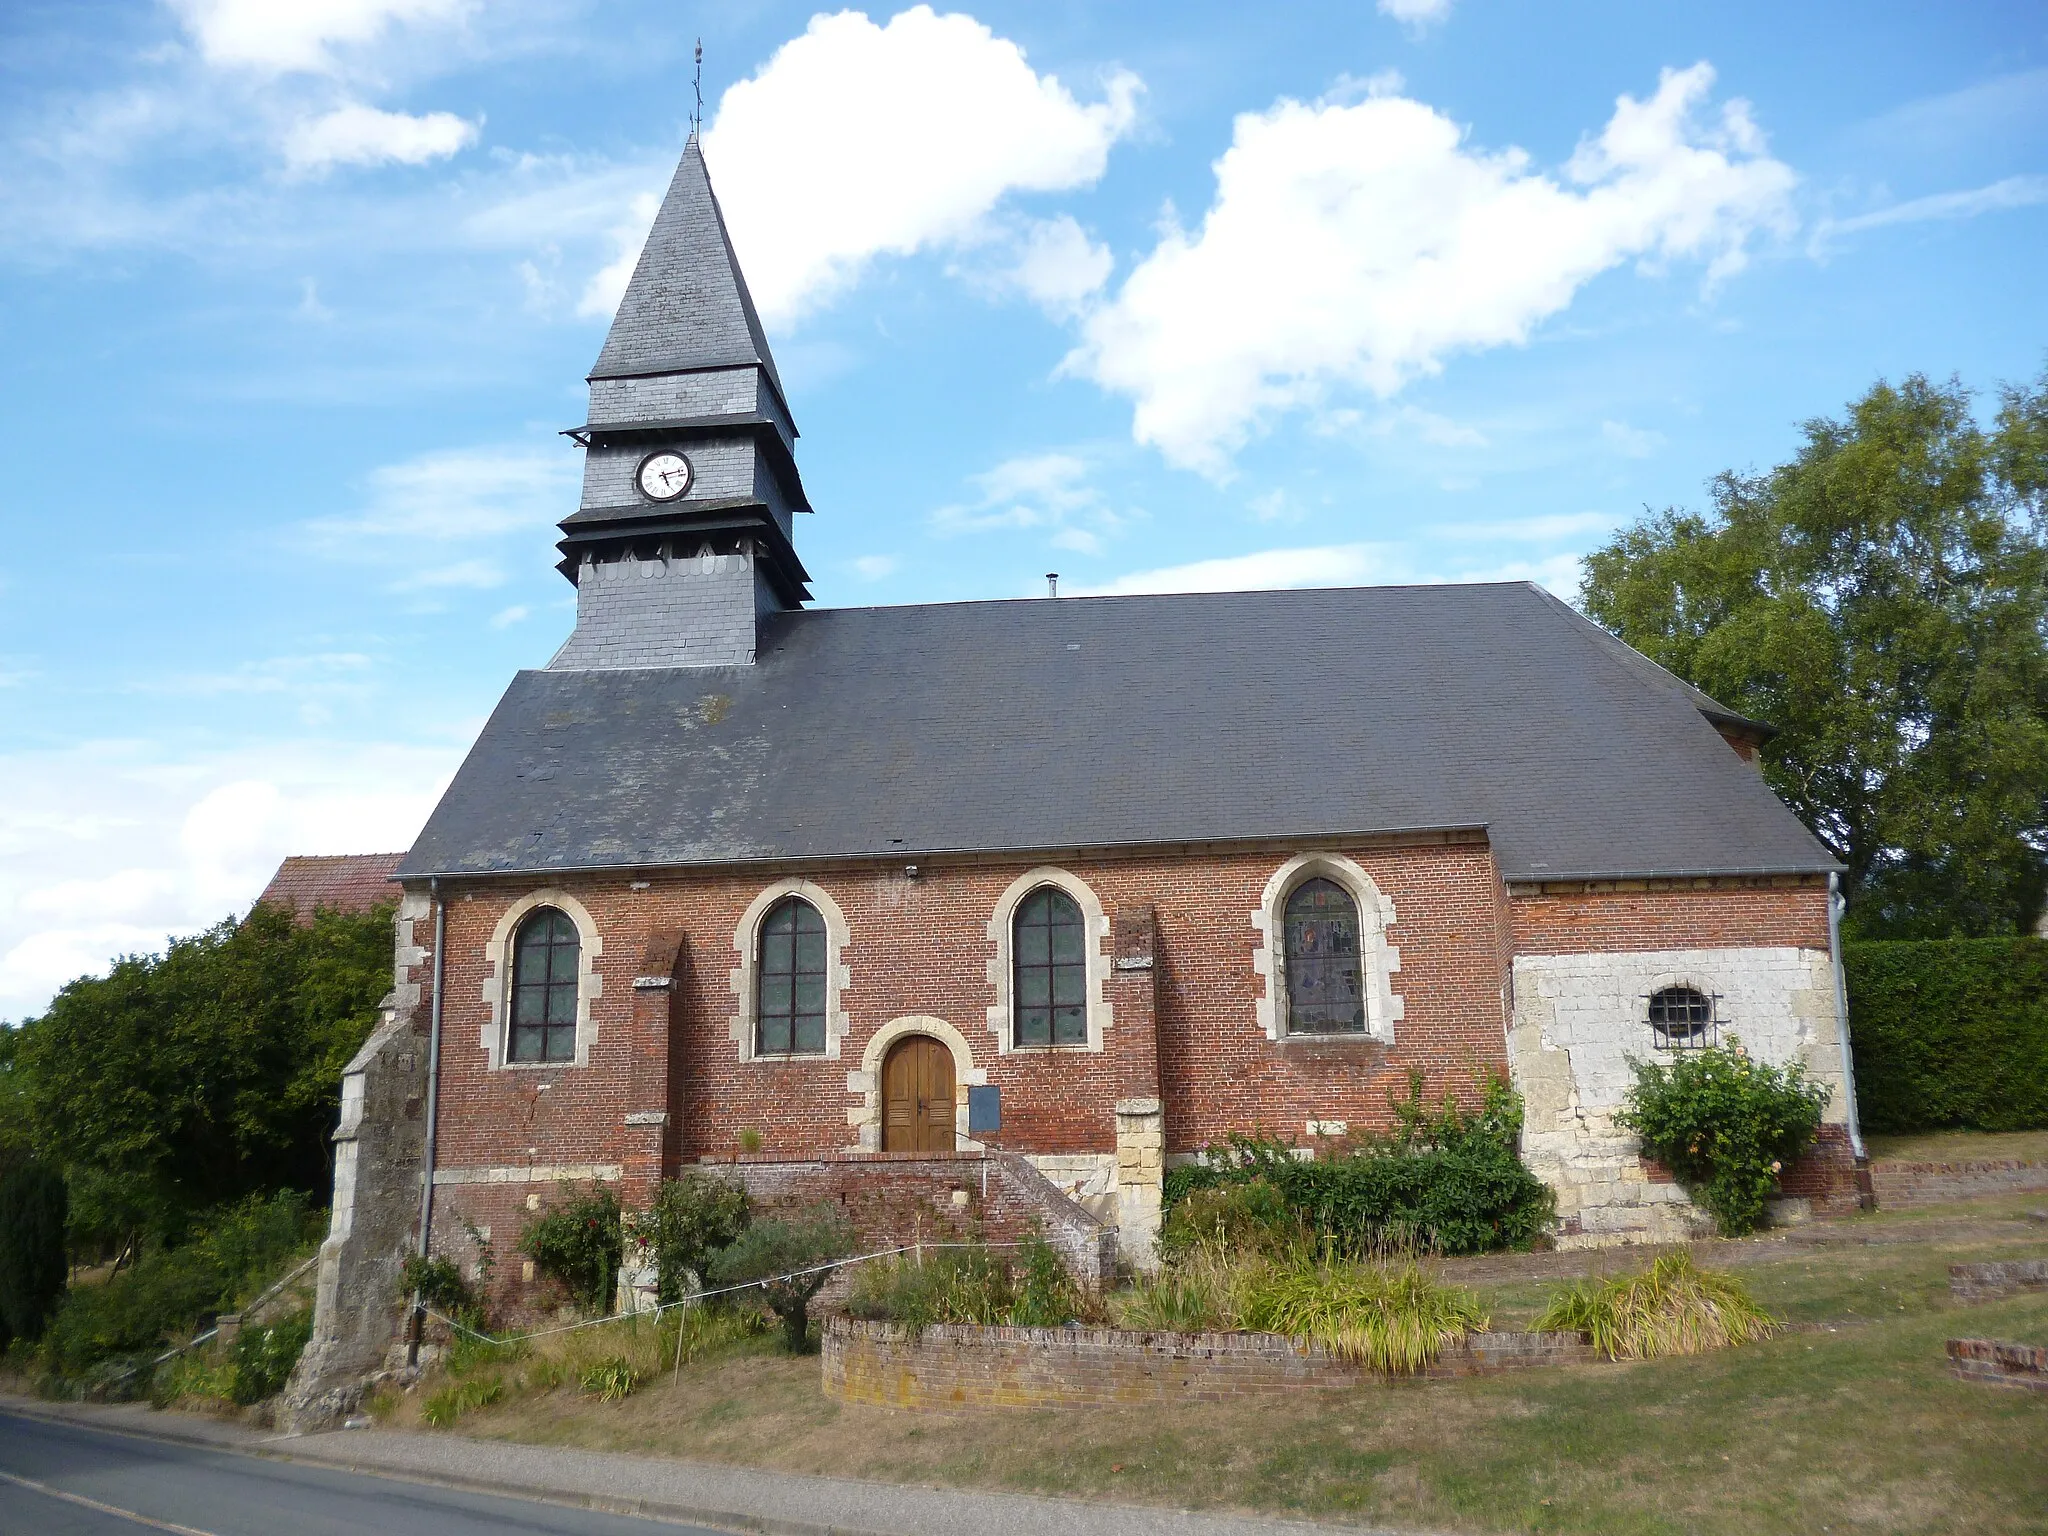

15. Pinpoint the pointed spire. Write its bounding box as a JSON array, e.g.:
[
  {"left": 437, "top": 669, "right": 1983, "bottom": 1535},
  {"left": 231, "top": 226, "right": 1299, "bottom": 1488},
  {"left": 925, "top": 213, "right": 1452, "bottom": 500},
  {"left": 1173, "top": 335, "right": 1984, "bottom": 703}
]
[{"left": 588, "top": 134, "right": 787, "bottom": 407}]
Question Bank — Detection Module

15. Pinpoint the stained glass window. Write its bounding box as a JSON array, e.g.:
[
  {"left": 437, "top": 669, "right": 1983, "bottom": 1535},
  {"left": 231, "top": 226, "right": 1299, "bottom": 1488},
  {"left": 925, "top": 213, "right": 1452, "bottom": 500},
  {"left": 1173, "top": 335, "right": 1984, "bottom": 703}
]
[
  {"left": 757, "top": 896, "right": 828, "bottom": 1054},
  {"left": 1014, "top": 887, "right": 1087, "bottom": 1046},
  {"left": 1648, "top": 986, "right": 1715, "bottom": 1049},
  {"left": 1283, "top": 877, "right": 1365, "bottom": 1035},
  {"left": 509, "top": 907, "right": 580, "bottom": 1063}
]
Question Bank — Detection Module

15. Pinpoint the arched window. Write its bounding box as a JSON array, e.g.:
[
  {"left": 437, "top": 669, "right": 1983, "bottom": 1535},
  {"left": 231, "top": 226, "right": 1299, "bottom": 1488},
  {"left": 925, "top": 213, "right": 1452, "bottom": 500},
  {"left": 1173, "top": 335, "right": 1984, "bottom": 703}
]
[
  {"left": 1283, "top": 877, "right": 1365, "bottom": 1035},
  {"left": 1013, "top": 887, "right": 1086, "bottom": 1046},
  {"left": 757, "top": 896, "right": 828, "bottom": 1055},
  {"left": 1648, "top": 985, "right": 1715, "bottom": 1050},
  {"left": 509, "top": 907, "right": 580, "bottom": 1063}
]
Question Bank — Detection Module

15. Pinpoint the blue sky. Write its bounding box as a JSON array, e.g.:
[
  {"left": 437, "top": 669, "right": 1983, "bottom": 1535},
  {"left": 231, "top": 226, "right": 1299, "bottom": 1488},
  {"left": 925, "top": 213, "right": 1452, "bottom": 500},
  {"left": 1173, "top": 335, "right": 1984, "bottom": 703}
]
[{"left": 1, "top": 0, "right": 2043, "bottom": 1021}]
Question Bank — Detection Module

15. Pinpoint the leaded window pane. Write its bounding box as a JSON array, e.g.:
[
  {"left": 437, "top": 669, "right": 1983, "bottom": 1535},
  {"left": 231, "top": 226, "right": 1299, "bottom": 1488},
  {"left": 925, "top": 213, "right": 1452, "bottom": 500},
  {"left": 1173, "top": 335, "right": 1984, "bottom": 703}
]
[
  {"left": 1283, "top": 878, "right": 1365, "bottom": 1035},
  {"left": 1013, "top": 887, "right": 1086, "bottom": 1048},
  {"left": 756, "top": 896, "right": 828, "bottom": 1056},
  {"left": 510, "top": 907, "right": 580, "bottom": 1063}
]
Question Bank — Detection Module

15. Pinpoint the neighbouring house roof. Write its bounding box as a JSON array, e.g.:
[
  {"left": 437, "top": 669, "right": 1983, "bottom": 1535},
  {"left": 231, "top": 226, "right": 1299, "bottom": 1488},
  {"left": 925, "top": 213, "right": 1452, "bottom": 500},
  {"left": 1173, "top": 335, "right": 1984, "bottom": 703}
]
[
  {"left": 396, "top": 580, "right": 1838, "bottom": 885},
  {"left": 586, "top": 133, "right": 788, "bottom": 413},
  {"left": 256, "top": 853, "right": 406, "bottom": 922}
]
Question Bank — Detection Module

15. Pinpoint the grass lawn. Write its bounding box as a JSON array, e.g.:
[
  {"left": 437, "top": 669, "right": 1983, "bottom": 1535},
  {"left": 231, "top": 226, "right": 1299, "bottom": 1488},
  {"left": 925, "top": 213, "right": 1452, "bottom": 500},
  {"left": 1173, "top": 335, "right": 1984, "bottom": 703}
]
[
  {"left": 378, "top": 1198, "right": 2048, "bottom": 1536},
  {"left": 1864, "top": 1129, "right": 2048, "bottom": 1164}
]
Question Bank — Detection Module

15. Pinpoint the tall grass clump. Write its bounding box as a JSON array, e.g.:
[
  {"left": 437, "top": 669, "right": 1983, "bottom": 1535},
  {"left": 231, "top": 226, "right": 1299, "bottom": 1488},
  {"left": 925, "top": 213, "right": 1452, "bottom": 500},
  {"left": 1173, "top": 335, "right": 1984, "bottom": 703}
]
[
  {"left": 1234, "top": 1259, "right": 1490, "bottom": 1373},
  {"left": 1535, "top": 1252, "right": 1780, "bottom": 1359},
  {"left": 847, "top": 1232, "right": 1090, "bottom": 1331}
]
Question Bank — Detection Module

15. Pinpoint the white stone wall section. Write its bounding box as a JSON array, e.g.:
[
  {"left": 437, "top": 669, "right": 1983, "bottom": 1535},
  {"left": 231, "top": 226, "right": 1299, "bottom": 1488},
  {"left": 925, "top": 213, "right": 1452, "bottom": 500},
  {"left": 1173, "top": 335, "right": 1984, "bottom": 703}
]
[{"left": 1507, "top": 945, "right": 1846, "bottom": 1247}]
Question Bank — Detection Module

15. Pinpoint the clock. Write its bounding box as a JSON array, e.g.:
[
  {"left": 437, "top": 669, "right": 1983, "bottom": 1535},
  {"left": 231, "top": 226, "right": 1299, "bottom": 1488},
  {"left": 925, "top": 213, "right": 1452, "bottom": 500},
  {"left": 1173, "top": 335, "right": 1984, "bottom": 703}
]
[{"left": 636, "top": 450, "right": 693, "bottom": 503}]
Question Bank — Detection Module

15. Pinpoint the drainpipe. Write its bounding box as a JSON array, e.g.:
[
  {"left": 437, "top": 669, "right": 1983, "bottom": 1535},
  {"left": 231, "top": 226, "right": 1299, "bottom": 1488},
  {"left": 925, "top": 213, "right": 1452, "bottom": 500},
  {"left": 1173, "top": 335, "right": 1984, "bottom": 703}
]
[
  {"left": 407, "top": 878, "right": 448, "bottom": 1369},
  {"left": 1826, "top": 872, "right": 1866, "bottom": 1161}
]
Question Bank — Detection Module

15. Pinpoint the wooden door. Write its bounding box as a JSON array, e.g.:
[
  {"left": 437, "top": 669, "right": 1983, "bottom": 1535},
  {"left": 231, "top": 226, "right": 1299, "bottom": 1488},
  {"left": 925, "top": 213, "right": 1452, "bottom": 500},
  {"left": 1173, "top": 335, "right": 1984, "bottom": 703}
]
[{"left": 881, "top": 1036, "right": 955, "bottom": 1153}]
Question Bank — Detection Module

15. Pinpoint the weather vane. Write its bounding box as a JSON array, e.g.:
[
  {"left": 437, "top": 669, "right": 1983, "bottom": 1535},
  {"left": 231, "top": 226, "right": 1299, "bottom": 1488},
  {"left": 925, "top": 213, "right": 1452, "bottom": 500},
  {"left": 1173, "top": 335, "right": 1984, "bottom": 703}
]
[{"left": 692, "top": 39, "right": 704, "bottom": 134}]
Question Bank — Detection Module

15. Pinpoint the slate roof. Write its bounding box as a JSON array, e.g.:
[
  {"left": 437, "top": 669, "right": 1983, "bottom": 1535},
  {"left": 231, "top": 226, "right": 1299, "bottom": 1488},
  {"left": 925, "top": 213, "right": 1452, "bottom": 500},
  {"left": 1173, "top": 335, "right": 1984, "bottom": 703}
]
[
  {"left": 398, "top": 581, "right": 1837, "bottom": 884},
  {"left": 257, "top": 853, "right": 405, "bottom": 921},
  {"left": 587, "top": 135, "right": 788, "bottom": 411}
]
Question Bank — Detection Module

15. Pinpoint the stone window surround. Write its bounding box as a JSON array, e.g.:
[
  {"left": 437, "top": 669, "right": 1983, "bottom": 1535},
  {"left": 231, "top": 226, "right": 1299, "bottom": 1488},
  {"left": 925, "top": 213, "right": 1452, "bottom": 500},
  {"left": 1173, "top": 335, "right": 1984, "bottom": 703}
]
[
  {"left": 1252, "top": 852, "right": 1402, "bottom": 1044},
  {"left": 985, "top": 867, "right": 1113, "bottom": 1055},
  {"left": 846, "top": 1014, "right": 989, "bottom": 1153},
  {"left": 730, "top": 877, "right": 852, "bottom": 1062},
  {"left": 480, "top": 890, "right": 603, "bottom": 1070}
]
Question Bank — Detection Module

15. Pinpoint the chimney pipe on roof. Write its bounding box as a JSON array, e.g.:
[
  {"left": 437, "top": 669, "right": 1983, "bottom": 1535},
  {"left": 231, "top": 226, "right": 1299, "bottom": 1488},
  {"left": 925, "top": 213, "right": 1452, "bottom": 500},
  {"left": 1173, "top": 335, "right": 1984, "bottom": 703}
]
[{"left": 1046, "top": 573, "right": 1059, "bottom": 598}]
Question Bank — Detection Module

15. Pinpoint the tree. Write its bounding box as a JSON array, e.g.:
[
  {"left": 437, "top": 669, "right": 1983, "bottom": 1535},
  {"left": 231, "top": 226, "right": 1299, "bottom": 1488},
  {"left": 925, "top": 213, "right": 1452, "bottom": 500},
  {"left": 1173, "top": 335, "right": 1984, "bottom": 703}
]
[
  {"left": 1581, "top": 372, "right": 2048, "bottom": 937},
  {"left": 12, "top": 902, "right": 393, "bottom": 1245},
  {"left": 0, "top": 1160, "right": 70, "bottom": 1342},
  {"left": 707, "top": 1205, "right": 855, "bottom": 1352}
]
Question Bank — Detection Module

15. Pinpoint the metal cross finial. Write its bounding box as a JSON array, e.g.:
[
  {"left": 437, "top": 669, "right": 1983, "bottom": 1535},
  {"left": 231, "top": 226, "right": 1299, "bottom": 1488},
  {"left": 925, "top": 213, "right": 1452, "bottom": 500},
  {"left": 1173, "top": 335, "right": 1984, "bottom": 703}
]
[{"left": 692, "top": 39, "right": 703, "bottom": 133}]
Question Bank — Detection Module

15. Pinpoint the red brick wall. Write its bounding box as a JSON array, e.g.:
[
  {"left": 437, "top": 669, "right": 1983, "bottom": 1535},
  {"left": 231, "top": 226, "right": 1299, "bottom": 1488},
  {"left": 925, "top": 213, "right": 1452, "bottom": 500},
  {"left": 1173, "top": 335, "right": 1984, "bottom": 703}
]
[
  {"left": 1509, "top": 878, "right": 1830, "bottom": 955},
  {"left": 417, "top": 837, "right": 1517, "bottom": 1187}
]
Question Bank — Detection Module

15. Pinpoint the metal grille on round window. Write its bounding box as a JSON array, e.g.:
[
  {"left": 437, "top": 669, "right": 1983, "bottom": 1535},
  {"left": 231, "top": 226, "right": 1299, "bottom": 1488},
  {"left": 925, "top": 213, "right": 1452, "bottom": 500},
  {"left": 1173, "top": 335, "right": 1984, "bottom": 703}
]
[
  {"left": 1014, "top": 887, "right": 1087, "bottom": 1046},
  {"left": 510, "top": 907, "right": 579, "bottom": 1063},
  {"left": 1283, "top": 877, "right": 1366, "bottom": 1035},
  {"left": 757, "top": 896, "right": 828, "bottom": 1055},
  {"left": 1647, "top": 985, "right": 1717, "bottom": 1050}
]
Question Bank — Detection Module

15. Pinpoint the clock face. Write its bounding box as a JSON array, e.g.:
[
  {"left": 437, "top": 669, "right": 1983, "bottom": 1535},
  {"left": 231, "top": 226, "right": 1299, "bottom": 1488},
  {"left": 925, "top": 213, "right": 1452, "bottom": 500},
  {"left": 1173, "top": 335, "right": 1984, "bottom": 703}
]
[{"left": 636, "top": 450, "right": 693, "bottom": 503}]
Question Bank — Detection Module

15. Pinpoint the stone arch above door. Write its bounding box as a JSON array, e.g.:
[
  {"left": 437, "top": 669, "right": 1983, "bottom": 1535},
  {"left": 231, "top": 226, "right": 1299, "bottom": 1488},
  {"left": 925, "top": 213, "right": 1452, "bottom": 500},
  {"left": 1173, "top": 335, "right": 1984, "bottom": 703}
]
[{"left": 848, "top": 1015, "right": 986, "bottom": 1153}]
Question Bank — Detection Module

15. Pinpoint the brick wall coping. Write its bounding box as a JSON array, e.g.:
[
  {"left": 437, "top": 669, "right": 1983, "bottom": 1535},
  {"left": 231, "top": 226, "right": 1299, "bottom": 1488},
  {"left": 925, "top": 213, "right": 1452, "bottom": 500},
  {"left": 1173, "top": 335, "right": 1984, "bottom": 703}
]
[
  {"left": 1871, "top": 1157, "right": 2047, "bottom": 1174},
  {"left": 821, "top": 1315, "right": 1596, "bottom": 1410}
]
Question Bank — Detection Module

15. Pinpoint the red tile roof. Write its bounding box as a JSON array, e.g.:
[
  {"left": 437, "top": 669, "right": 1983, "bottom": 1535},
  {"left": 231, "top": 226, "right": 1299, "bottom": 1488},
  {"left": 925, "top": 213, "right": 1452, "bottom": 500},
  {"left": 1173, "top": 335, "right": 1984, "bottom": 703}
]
[{"left": 256, "top": 853, "right": 406, "bottom": 924}]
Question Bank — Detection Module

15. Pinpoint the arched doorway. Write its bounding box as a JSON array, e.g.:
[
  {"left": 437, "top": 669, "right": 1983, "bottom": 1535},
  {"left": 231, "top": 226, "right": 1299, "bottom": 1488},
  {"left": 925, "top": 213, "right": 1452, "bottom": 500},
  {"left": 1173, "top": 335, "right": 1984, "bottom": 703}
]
[{"left": 881, "top": 1035, "right": 955, "bottom": 1152}]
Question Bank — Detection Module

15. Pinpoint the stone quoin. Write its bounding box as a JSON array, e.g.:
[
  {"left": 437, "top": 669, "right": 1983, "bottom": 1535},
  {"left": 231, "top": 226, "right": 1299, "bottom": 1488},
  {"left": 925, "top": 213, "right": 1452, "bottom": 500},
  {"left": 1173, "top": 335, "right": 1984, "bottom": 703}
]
[{"left": 281, "top": 130, "right": 1864, "bottom": 1425}]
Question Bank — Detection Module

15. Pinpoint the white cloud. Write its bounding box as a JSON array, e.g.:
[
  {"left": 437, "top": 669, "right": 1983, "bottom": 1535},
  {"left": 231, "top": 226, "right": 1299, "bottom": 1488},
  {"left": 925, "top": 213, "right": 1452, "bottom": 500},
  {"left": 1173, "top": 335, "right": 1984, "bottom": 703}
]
[
  {"left": 1600, "top": 419, "right": 1665, "bottom": 457},
  {"left": 168, "top": 0, "right": 475, "bottom": 75},
  {"left": 699, "top": 6, "right": 1141, "bottom": 327},
  {"left": 0, "top": 738, "right": 454, "bottom": 1022},
  {"left": 284, "top": 102, "right": 479, "bottom": 172},
  {"left": 577, "top": 191, "right": 660, "bottom": 318},
  {"left": 1004, "top": 215, "right": 1114, "bottom": 319},
  {"left": 1067, "top": 63, "right": 1795, "bottom": 475},
  {"left": 389, "top": 557, "right": 505, "bottom": 591},
  {"left": 931, "top": 451, "right": 1130, "bottom": 554},
  {"left": 309, "top": 444, "right": 575, "bottom": 544},
  {"left": 1378, "top": 0, "right": 1452, "bottom": 33},
  {"left": 489, "top": 604, "right": 530, "bottom": 629},
  {"left": 1812, "top": 174, "right": 2048, "bottom": 248},
  {"left": 852, "top": 554, "right": 900, "bottom": 580}
]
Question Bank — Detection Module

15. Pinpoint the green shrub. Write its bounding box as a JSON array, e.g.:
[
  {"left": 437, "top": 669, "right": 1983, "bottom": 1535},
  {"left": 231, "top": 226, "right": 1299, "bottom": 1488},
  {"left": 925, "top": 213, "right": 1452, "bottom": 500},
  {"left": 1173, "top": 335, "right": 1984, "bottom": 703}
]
[
  {"left": 1233, "top": 1258, "right": 1489, "bottom": 1373},
  {"left": 1156, "top": 1179, "right": 1303, "bottom": 1264},
  {"left": 707, "top": 1205, "right": 854, "bottom": 1352},
  {"left": 229, "top": 1309, "right": 312, "bottom": 1404},
  {"left": 1163, "top": 1075, "right": 1554, "bottom": 1256},
  {"left": 400, "top": 1254, "right": 483, "bottom": 1328},
  {"left": 847, "top": 1232, "right": 1085, "bottom": 1331},
  {"left": 38, "top": 1192, "right": 318, "bottom": 1379},
  {"left": 1845, "top": 938, "right": 2048, "bottom": 1133},
  {"left": 578, "top": 1355, "right": 638, "bottom": 1402},
  {"left": 421, "top": 1374, "right": 502, "bottom": 1427},
  {"left": 1535, "top": 1252, "right": 1779, "bottom": 1359},
  {"left": 519, "top": 1187, "right": 622, "bottom": 1313},
  {"left": 1616, "top": 1040, "right": 1829, "bottom": 1236},
  {"left": 629, "top": 1172, "right": 751, "bottom": 1304},
  {"left": 0, "top": 1160, "right": 69, "bottom": 1342}
]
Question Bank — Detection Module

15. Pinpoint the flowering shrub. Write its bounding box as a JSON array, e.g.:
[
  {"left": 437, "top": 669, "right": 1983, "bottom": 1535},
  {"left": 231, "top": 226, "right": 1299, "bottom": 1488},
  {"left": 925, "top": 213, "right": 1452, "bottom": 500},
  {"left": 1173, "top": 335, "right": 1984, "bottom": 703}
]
[
  {"left": 1616, "top": 1039, "right": 1830, "bottom": 1236},
  {"left": 519, "top": 1187, "right": 623, "bottom": 1313}
]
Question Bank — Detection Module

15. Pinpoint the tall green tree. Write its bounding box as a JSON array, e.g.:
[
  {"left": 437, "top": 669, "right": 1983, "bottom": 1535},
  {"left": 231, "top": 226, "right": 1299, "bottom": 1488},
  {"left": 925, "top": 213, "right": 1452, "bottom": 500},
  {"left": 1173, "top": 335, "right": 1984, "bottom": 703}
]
[
  {"left": 1581, "top": 372, "right": 2048, "bottom": 938},
  {"left": 13, "top": 901, "right": 393, "bottom": 1246},
  {"left": 0, "top": 1160, "right": 69, "bottom": 1342}
]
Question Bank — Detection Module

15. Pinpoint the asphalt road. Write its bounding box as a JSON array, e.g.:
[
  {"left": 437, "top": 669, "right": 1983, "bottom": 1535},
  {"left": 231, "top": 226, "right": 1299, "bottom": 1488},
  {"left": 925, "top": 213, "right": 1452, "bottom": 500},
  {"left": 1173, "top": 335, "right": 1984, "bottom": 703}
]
[{"left": 0, "top": 1410, "right": 722, "bottom": 1536}]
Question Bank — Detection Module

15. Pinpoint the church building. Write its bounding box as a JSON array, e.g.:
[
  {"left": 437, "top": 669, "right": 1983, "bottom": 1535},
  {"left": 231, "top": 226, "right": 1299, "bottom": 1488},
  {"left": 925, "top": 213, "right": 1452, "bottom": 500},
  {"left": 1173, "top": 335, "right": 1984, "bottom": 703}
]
[{"left": 291, "top": 134, "right": 1866, "bottom": 1402}]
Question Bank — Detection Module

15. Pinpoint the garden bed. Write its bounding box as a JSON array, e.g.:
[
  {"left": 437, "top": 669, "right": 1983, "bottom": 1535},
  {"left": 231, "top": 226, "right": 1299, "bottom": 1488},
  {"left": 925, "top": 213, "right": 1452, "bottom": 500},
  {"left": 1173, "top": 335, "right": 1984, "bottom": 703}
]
[{"left": 821, "top": 1316, "right": 1594, "bottom": 1409}]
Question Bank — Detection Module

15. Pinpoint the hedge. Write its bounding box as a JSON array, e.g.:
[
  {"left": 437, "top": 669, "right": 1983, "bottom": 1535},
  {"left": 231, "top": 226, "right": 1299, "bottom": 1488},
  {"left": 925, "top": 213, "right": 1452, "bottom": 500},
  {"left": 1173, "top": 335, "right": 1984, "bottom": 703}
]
[{"left": 1846, "top": 938, "right": 2048, "bottom": 1134}]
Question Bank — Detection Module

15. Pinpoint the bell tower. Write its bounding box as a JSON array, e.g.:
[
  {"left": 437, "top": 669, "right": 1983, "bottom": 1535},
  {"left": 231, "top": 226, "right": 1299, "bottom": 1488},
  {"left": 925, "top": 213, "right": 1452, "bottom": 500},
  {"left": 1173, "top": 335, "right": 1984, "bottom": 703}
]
[{"left": 548, "top": 134, "right": 810, "bottom": 670}]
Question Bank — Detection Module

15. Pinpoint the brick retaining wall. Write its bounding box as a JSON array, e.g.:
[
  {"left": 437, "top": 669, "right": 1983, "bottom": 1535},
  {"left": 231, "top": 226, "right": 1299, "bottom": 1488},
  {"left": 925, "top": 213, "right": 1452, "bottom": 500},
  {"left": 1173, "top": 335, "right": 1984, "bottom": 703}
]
[
  {"left": 821, "top": 1316, "right": 1594, "bottom": 1409},
  {"left": 1947, "top": 1337, "right": 2048, "bottom": 1392},
  {"left": 1869, "top": 1158, "right": 2048, "bottom": 1208}
]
